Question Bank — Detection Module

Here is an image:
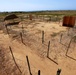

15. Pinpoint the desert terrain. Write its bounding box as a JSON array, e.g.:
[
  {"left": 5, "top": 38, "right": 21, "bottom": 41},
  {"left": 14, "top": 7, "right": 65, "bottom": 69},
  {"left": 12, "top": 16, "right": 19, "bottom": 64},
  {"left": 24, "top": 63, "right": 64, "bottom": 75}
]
[{"left": 0, "top": 12, "right": 76, "bottom": 75}]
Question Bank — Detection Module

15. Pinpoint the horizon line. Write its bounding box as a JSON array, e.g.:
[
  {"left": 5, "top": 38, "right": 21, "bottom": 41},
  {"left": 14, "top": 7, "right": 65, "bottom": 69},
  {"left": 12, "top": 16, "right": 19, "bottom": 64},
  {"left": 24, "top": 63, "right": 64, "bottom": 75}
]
[{"left": 0, "top": 9, "right": 76, "bottom": 12}]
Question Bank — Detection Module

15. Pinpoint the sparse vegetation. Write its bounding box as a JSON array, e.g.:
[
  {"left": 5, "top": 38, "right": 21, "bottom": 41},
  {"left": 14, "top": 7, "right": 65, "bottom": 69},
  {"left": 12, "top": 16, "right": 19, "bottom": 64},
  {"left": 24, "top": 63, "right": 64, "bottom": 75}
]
[
  {"left": 73, "top": 36, "right": 76, "bottom": 43},
  {"left": 0, "top": 11, "right": 76, "bottom": 75},
  {"left": 51, "top": 32, "right": 59, "bottom": 37}
]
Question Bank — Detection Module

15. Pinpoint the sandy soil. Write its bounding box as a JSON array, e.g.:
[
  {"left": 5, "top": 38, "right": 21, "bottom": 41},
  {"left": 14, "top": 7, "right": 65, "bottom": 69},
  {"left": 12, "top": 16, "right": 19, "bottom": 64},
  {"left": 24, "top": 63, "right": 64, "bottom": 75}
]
[{"left": 0, "top": 20, "right": 76, "bottom": 75}]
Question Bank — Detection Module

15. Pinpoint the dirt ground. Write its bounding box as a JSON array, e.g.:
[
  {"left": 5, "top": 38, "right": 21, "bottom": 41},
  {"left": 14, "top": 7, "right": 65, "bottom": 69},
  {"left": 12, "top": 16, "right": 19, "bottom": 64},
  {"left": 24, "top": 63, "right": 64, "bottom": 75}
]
[{"left": 0, "top": 20, "right": 76, "bottom": 75}]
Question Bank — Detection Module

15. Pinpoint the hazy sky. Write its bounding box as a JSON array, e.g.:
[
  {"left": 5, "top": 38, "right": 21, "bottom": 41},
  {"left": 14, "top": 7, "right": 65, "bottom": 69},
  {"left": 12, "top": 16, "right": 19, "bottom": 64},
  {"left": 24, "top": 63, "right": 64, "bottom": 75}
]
[{"left": 0, "top": 0, "right": 76, "bottom": 11}]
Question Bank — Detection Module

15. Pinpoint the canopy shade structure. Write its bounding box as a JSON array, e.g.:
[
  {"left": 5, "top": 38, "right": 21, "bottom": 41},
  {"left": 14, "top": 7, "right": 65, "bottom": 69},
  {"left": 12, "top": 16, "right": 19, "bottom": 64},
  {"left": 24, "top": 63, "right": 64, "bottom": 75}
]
[
  {"left": 5, "top": 22, "right": 20, "bottom": 26},
  {"left": 63, "top": 16, "right": 75, "bottom": 27},
  {"left": 4, "top": 14, "right": 18, "bottom": 21}
]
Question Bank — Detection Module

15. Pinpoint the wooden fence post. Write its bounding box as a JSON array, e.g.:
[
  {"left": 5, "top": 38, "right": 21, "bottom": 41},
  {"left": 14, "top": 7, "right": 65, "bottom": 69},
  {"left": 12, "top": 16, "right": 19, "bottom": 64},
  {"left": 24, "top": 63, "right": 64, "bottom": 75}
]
[
  {"left": 60, "top": 34, "right": 63, "bottom": 43},
  {"left": 26, "top": 56, "right": 32, "bottom": 75},
  {"left": 9, "top": 46, "right": 22, "bottom": 74},
  {"left": 38, "top": 70, "right": 41, "bottom": 75},
  {"left": 47, "top": 41, "right": 50, "bottom": 57},
  {"left": 42, "top": 31, "right": 44, "bottom": 44},
  {"left": 5, "top": 25, "right": 9, "bottom": 34},
  {"left": 56, "top": 69, "right": 61, "bottom": 75},
  {"left": 66, "top": 36, "right": 73, "bottom": 55},
  {"left": 20, "top": 32, "right": 23, "bottom": 43},
  {"left": 47, "top": 41, "right": 58, "bottom": 65},
  {"left": 22, "top": 25, "right": 24, "bottom": 34}
]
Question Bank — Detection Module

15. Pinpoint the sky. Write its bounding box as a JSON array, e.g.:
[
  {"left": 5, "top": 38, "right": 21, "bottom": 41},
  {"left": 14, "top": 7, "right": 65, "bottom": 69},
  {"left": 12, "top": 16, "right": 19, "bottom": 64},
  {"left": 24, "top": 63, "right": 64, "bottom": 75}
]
[{"left": 0, "top": 0, "right": 76, "bottom": 12}]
